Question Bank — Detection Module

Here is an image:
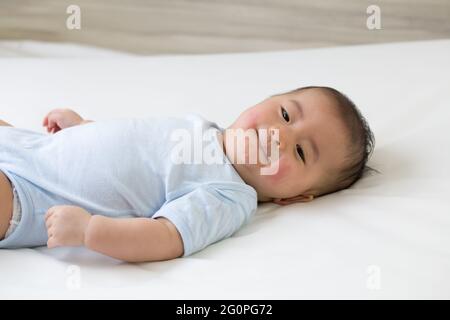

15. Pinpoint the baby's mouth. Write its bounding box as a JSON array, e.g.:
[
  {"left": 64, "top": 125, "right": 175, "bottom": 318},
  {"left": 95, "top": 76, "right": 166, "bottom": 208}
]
[
  {"left": 256, "top": 128, "right": 271, "bottom": 165},
  {"left": 255, "top": 127, "right": 280, "bottom": 167}
]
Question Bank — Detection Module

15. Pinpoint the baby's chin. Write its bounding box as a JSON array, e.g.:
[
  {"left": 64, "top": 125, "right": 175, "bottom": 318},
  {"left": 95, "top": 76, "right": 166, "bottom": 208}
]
[{"left": 242, "top": 166, "right": 287, "bottom": 194}]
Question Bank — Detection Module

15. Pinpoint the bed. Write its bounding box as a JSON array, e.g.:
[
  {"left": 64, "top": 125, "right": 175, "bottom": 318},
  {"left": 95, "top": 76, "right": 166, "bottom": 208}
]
[{"left": 0, "top": 39, "right": 449, "bottom": 299}]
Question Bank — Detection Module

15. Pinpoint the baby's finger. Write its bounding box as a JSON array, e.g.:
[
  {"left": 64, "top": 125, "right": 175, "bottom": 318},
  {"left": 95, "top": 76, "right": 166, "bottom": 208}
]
[
  {"left": 42, "top": 115, "right": 48, "bottom": 127},
  {"left": 46, "top": 226, "right": 53, "bottom": 237},
  {"left": 45, "top": 118, "right": 54, "bottom": 132},
  {"left": 44, "top": 208, "right": 55, "bottom": 222},
  {"left": 47, "top": 120, "right": 58, "bottom": 134},
  {"left": 43, "top": 111, "right": 58, "bottom": 127},
  {"left": 47, "top": 236, "right": 58, "bottom": 249},
  {"left": 45, "top": 216, "right": 53, "bottom": 230}
]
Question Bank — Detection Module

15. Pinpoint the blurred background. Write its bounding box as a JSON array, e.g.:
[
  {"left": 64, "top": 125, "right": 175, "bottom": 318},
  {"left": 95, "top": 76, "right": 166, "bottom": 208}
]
[{"left": 0, "top": 0, "right": 449, "bottom": 56}]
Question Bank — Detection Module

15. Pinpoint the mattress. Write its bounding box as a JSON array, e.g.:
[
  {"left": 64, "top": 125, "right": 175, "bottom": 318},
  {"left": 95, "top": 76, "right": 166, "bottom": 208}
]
[{"left": 0, "top": 39, "right": 449, "bottom": 299}]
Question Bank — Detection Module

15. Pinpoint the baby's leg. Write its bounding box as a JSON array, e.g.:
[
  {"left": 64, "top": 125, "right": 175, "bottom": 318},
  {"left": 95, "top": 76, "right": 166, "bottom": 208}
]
[{"left": 0, "top": 170, "right": 14, "bottom": 239}]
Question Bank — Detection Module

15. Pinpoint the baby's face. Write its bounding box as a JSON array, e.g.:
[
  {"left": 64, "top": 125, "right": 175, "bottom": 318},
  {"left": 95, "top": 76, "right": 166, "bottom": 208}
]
[{"left": 223, "top": 88, "right": 349, "bottom": 204}]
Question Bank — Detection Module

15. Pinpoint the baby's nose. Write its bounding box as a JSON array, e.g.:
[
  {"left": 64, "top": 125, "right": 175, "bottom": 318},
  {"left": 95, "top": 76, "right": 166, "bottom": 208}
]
[{"left": 269, "top": 127, "right": 283, "bottom": 150}]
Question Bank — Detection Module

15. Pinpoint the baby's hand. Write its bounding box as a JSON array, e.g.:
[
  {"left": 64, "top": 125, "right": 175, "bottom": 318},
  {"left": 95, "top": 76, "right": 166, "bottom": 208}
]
[
  {"left": 45, "top": 205, "right": 92, "bottom": 248},
  {"left": 42, "top": 108, "right": 84, "bottom": 134}
]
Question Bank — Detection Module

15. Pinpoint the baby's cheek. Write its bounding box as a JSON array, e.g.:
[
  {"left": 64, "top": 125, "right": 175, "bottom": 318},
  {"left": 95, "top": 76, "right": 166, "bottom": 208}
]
[
  {"left": 265, "top": 160, "right": 290, "bottom": 184},
  {"left": 244, "top": 108, "right": 263, "bottom": 129},
  {"left": 245, "top": 113, "right": 258, "bottom": 129}
]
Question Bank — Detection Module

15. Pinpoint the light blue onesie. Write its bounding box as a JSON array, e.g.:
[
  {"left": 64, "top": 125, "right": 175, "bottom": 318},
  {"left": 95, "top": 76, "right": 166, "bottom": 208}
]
[{"left": 0, "top": 114, "right": 257, "bottom": 256}]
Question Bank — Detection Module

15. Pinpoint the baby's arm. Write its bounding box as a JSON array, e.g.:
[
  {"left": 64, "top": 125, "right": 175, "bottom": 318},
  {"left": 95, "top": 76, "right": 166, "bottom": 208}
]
[
  {"left": 84, "top": 215, "right": 183, "bottom": 262},
  {"left": 45, "top": 205, "right": 183, "bottom": 262}
]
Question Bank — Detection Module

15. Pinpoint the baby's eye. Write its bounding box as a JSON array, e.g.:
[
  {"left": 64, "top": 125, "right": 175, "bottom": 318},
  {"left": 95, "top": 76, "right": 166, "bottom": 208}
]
[
  {"left": 281, "top": 107, "right": 290, "bottom": 122},
  {"left": 296, "top": 144, "right": 305, "bottom": 162}
]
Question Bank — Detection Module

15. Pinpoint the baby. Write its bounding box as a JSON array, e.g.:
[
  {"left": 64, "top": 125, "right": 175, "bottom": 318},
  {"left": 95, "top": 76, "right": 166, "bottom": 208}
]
[{"left": 0, "top": 86, "right": 374, "bottom": 262}]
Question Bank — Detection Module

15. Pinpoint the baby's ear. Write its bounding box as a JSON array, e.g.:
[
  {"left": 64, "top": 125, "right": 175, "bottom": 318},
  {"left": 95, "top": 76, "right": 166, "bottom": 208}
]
[{"left": 272, "top": 194, "right": 314, "bottom": 206}]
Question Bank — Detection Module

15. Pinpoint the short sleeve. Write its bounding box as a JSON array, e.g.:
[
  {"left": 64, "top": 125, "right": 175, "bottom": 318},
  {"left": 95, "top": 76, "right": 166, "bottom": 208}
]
[{"left": 152, "top": 183, "right": 257, "bottom": 257}]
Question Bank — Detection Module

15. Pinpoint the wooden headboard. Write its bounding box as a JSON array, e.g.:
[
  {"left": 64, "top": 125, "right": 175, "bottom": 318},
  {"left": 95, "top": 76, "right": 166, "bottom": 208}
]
[{"left": 0, "top": 0, "right": 449, "bottom": 54}]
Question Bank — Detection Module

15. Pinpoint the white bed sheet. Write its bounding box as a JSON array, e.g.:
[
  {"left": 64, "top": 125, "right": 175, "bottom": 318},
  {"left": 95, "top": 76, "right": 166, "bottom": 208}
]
[{"left": 0, "top": 39, "right": 449, "bottom": 299}]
